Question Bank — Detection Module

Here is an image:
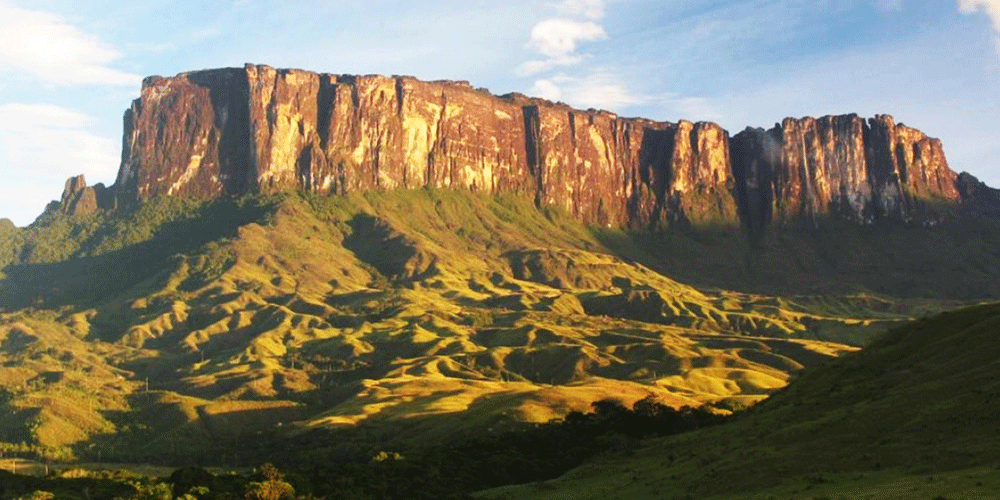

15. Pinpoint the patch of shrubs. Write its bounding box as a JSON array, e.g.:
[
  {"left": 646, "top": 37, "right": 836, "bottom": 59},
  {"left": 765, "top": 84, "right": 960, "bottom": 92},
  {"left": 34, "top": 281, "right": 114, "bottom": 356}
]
[{"left": 1, "top": 397, "right": 740, "bottom": 500}]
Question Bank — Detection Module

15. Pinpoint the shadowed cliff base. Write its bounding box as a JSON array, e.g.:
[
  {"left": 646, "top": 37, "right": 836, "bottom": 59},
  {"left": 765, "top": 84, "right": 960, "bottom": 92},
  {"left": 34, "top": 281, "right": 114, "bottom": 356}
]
[{"left": 594, "top": 209, "right": 1000, "bottom": 300}]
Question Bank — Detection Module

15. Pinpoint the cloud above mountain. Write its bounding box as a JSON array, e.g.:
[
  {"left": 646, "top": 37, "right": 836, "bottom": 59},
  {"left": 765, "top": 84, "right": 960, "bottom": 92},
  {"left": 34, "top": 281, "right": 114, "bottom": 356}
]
[
  {"left": 0, "top": 3, "right": 140, "bottom": 86},
  {"left": 520, "top": 18, "right": 607, "bottom": 75},
  {"left": 959, "top": 0, "right": 1000, "bottom": 52}
]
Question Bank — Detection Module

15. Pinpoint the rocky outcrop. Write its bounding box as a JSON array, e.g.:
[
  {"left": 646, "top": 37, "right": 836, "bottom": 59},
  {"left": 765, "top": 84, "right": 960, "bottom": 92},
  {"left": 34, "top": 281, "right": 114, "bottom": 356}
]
[
  {"left": 116, "top": 68, "right": 253, "bottom": 203},
  {"left": 956, "top": 171, "right": 1000, "bottom": 217},
  {"left": 730, "top": 114, "right": 962, "bottom": 239},
  {"left": 71, "top": 64, "right": 985, "bottom": 233},
  {"left": 865, "top": 115, "right": 960, "bottom": 218},
  {"left": 59, "top": 175, "right": 112, "bottom": 216}
]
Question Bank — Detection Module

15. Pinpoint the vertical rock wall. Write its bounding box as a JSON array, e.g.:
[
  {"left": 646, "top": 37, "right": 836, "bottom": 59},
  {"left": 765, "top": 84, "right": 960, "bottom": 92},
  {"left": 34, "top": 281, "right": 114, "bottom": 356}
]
[
  {"left": 730, "top": 113, "right": 960, "bottom": 237},
  {"left": 91, "top": 64, "right": 965, "bottom": 234},
  {"left": 116, "top": 69, "right": 254, "bottom": 204}
]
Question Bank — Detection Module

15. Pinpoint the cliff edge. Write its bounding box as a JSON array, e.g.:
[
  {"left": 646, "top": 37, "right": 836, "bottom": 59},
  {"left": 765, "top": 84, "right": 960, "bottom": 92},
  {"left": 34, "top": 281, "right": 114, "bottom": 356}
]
[{"left": 67, "top": 64, "right": 991, "bottom": 234}]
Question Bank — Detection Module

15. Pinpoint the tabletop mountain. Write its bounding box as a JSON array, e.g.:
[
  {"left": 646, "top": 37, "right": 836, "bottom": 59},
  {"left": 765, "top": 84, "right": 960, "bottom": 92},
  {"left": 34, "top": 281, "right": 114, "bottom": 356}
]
[
  {"left": 1, "top": 65, "right": 999, "bottom": 494},
  {"left": 65, "top": 64, "right": 993, "bottom": 234}
]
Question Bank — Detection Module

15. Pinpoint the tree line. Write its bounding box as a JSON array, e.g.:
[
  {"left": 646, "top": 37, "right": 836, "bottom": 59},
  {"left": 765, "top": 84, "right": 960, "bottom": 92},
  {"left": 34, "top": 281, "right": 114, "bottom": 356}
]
[{"left": 0, "top": 397, "right": 745, "bottom": 500}]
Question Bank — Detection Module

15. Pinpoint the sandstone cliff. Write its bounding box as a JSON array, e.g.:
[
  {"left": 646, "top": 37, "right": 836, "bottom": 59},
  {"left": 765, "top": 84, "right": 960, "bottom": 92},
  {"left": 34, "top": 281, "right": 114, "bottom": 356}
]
[
  {"left": 78, "top": 64, "right": 978, "bottom": 233},
  {"left": 109, "top": 64, "right": 739, "bottom": 229},
  {"left": 729, "top": 114, "right": 962, "bottom": 239},
  {"left": 59, "top": 175, "right": 113, "bottom": 216}
]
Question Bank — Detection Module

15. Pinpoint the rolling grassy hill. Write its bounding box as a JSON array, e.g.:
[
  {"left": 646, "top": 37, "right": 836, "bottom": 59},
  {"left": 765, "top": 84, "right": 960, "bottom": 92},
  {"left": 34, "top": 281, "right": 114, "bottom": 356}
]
[
  {"left": 0, "top": 188, "right": 985, "bottom": 463},
  {"left": 481, "top": 301, "right": 1000, "bottom": 500}
]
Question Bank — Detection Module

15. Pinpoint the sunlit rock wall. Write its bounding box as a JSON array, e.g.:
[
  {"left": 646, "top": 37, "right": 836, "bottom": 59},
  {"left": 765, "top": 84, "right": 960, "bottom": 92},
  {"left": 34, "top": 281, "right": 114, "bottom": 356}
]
[{"left": 99, "top": 64, "right": 965, "bottom": 233}]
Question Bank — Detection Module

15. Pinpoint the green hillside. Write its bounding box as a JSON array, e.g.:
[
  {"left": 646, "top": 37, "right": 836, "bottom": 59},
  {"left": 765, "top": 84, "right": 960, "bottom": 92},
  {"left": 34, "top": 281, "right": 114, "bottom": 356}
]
[
  {"left": 482, "top": 301, "right": 1000, "bottom": 500},
  {"left": 0, "top": 188, "right": 983, "bottom": 465}
]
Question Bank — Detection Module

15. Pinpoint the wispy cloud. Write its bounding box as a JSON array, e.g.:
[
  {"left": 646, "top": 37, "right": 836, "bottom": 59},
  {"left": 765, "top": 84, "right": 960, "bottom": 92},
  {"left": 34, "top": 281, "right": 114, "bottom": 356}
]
[
  {"left": 519, "top": 0, "right": 608, "bottom": 76},
  {"left": 528, "top": 19, "right": 606, "bottom": 58},
  {"left": 538, "top": 72, "right": 648, "bottom": 110},
  {"left": 959, "top": 0, "right": 1000, "bottom": 53},
  {"left": 0, "top": 103, "right": 119, "bottom": 225},
  {"left": 519, "top": 18, "right": 607, "bottom": 76},
  {"left": 531, "top": 79, "right": 563, "bottom": 101},
  {"left": 0, "top": 3, "right": 141, "bottom": 86},
  {"left": 519, "top": 54, "right": 585, "bottom": 76},
  {"left": 560, "top": 74, "right": 645, "bottom": 110}
]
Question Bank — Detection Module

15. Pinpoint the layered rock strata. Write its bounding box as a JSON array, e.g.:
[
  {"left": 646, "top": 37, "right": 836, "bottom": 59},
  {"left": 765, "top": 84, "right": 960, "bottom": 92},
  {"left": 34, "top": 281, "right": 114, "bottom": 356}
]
[{"left": 80, "top": 64, "right": 973, "bottom": 232}]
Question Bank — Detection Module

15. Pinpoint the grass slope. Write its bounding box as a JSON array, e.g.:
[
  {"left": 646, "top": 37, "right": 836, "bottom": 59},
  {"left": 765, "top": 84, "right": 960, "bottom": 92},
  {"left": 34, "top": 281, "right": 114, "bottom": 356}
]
[
  {"left": 0, "top": 188, "right": 974, "bottom": 462},
  {"left": 480, "top": 301, "right": 1000, "bottom": 500}
]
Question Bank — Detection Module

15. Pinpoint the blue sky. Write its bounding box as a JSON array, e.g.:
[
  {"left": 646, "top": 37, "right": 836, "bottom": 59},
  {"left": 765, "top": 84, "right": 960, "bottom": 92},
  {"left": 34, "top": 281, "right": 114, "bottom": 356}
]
[{"left": 1, "top": 0, "right": 998, "bottom": 226}]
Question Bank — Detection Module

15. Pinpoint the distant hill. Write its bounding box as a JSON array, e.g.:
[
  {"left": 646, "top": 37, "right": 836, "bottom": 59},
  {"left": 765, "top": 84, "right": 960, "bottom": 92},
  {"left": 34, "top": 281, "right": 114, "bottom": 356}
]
[{"left": 482, "top": 301, "right": 1000, "bottom": 499}]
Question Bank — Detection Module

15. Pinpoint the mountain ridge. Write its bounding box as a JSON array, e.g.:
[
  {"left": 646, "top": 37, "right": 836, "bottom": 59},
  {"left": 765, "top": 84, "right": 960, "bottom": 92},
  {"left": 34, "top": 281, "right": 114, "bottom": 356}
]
[{"left": 54, "top": 63, "right": 999, "bottom": 234}]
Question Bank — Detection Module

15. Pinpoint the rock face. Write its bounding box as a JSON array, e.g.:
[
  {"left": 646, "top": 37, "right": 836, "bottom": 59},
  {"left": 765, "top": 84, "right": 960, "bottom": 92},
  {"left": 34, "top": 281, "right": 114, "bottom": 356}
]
[
  {"left": 729, "top": 114, "right": 962, "bottom": 239},
  {"left": 74, "top": 64, "right": 978, "bottom": 234},
  {"left": 956, "top": 171, "right": 1000, "bottom": 217},
  {"left": 59, "top": 175, "right": 112, "bottom": 216},
  {"left": 108, "top": 64, "right": 741, "bottom": 229}
]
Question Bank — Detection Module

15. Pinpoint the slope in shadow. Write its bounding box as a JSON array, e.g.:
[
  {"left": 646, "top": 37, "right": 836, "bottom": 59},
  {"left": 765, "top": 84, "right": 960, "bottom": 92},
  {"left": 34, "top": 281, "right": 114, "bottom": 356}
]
[
  {"left": 341, "top": 213, "right": 438, "bottom": 281},
  {"left": 0, "top": 198, "right": 273, "bottom": 311}
]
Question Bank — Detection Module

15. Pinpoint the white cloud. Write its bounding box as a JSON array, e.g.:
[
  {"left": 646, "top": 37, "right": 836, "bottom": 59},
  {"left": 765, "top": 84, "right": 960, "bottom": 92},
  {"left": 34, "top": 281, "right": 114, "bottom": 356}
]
[
  {"left": 528, "top": 19, "right": 607, "bottom": 59},
  {"left": 0, "top": 103, "right": 119, "bottom": 225},
  {"left": 565, "top": 79, "right": 641, "bottom": 110},
  {"left": 960, "top": 0, "right": 1000, "bottom": 20},
  {"left": 0, "top": 103, "right": 93, "bottom": 130},
  {"left": 519, "top": 18, "right": 607, "bottom": 75},
  {"left": 531, "top": 79, "right": 564, "bottom": 101},
  {"left": 0, "top": 3, "right": 141, "bottom": 86},
  {"left": 960, "top": 0, "right": 1000, "bottom": 53},
  {"left": 557, "top": 0, "right": 605, "bottom": 20}
]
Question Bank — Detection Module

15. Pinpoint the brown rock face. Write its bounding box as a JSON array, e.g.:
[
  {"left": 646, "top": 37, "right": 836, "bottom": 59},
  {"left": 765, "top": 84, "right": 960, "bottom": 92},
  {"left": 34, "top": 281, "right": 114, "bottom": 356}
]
[
  {"left": 59, "top": 175, "right": 112, "bottom": 216},
  {"left": 116, "top": 68, "right": 253, "bottom": 203},
  {"left": 730, "top": 113, "right": 961, "bottom": 238},
  {"left": 668, "top": 121, "right": 737, "bottom": 227},
  {"left": 864, "top": 115, "right": 960, "bottom": 220},
  {"left": 80, "top": 64, "right": 975, "bottom": 234},
  {"left": 109, "top": 64, "right": 739, "bottom": 229},
  {"left": 956, "top": 171, "right": 1000, "bottom": 217}
]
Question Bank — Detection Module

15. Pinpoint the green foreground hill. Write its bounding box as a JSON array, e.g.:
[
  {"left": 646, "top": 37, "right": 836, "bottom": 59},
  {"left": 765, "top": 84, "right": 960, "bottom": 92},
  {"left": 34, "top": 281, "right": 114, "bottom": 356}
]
[
  {"left": 0, "top": 188, "right": 992, "bottom": 464},
  {"left": 482, "top": 301, "right": 1000, "bottom": 500}
]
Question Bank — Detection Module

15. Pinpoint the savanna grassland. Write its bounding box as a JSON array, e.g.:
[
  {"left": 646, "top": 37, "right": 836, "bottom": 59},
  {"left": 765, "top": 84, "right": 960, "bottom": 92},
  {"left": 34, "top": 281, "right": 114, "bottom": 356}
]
[
  {"left": 482, "top": 302, "right": 1000, "bottom": 500},
  {"left": 0, "top": 188, "right": 997, "bottom": 499}
]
